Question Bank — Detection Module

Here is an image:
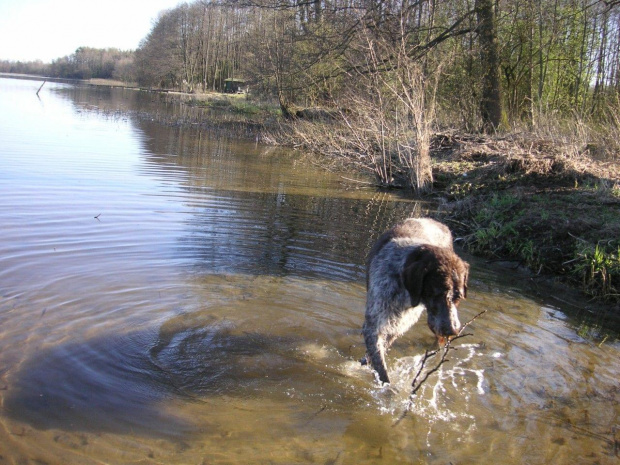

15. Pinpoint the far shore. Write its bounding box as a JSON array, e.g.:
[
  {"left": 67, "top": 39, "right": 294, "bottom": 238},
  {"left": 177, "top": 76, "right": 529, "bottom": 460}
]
[{"left": 1, "top": 72, "right": 132, "bottom": 87}]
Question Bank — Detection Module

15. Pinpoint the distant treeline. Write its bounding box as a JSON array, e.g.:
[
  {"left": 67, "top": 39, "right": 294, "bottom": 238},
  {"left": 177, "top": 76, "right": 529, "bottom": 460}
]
[{"left": 0, "top": 47, "right": 135, "bottom": 81}]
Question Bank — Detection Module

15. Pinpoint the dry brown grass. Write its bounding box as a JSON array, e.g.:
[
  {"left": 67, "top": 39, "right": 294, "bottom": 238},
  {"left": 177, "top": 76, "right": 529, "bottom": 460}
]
[
  {"left": 433, "top": 130, "right": 619, "bottom": 195},
  {"left": 87, "top": 78, "right": 138, "bottom": 88}
]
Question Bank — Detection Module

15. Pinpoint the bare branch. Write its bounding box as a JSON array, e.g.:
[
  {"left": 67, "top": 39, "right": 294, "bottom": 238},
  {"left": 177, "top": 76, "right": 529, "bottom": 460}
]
[{"left": 458, "top": 310, "right": 488, "bottom": 335}]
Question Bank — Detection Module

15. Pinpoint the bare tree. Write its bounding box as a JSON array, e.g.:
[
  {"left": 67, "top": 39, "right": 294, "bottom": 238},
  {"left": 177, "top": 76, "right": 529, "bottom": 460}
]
[
  {"left": 135, "top": 9, "right": 184, "bottom": 88},
  {"left": 128, "top": 0, "right": 620, "bottom": 137}
]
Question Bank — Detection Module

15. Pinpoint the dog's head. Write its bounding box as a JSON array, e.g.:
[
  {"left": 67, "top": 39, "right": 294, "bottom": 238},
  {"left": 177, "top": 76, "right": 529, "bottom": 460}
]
[{"left": 401, "top": 245, "right": 469, "bottom": 338}]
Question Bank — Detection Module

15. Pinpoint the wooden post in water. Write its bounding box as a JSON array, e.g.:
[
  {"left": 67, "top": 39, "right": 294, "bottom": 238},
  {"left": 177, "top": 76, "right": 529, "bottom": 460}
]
[{"left": 36, "top": 81, "right": 46, "bottom": 96}]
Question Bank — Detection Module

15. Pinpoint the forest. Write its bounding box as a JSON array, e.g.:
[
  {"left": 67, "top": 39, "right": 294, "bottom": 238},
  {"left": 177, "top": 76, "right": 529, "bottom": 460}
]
[
  {"left": 0, "top": 47, "right": 134, "bottom": 81},
  {"left": 130, "top": 0, "right": 620, "bottom": 120},
  {"left": 2, "top": 1, "right": 619, "bottom": 127}
]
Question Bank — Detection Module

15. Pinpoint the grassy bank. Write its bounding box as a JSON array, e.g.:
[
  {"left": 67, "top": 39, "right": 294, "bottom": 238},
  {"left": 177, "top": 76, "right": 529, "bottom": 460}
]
[
  {"left": 179, "top": 91, "right": 281, "bottom": 120},
  {"left": 83, "top": 78, "right": 280, "bottom": 125}
]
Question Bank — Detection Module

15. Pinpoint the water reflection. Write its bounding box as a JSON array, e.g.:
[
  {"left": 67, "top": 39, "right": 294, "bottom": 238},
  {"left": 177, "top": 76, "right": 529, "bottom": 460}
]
[{"left": 51, "top": 83, "right": 426, "bottom": 281}]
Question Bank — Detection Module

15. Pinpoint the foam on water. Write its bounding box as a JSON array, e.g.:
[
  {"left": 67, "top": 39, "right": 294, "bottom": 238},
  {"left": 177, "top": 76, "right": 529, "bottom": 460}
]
[{"left": 360, "top": 343, "right": 486, "bottom": 423}]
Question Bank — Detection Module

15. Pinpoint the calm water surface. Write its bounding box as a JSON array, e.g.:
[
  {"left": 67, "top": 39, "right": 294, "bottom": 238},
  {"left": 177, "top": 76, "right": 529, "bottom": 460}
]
[{"left": 0, "top": 77, "right": 618, "bottom": 464}]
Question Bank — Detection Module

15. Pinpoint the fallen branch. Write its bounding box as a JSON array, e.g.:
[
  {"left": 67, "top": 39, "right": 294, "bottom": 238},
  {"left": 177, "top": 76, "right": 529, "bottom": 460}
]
[{"left": 393, "top": 310, "right": 487, "bottom": 426}]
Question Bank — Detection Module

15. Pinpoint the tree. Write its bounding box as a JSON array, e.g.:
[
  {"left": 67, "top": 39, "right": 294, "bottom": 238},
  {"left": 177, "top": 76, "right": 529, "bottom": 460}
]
[
  {"left": 130, "top": 0, "right": 619, "bottom": 133},
  {"left": 476, "top": 0, "right": 502, "bottom": 132},
  {"left": 135, "top": 9, "right": 184, "bottom": 88}
]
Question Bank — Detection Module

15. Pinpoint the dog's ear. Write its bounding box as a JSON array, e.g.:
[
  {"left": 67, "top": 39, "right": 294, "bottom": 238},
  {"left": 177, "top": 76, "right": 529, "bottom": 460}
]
[{"left": 401, "top": 247, "right": 432, "bottom": 307}]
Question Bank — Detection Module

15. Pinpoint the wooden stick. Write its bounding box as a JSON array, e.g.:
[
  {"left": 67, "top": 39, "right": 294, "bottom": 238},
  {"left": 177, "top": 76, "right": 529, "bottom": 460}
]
[{"left": 457, "top": 310, "right": 488, "bottom": 335}]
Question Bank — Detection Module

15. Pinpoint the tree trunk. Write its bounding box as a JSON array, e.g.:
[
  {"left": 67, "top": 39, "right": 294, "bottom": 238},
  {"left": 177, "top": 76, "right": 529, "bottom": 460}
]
[
  {"left": 476, "top": 0, "right": 502, "bottom": 132},
  {"left": 278, "top": 90, "right": 296, "bottom": 119}
]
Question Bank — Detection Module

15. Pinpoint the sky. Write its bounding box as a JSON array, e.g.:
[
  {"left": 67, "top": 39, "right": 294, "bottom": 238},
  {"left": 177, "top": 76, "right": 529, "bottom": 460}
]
[{"left": 0, "top": 0, "right": 184, "bottom": 63}]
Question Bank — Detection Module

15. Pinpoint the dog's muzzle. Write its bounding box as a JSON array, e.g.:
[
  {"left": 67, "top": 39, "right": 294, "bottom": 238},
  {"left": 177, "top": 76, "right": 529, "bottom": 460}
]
[{"left": 428, "top": 303, "right": 461, "bottom": 337}]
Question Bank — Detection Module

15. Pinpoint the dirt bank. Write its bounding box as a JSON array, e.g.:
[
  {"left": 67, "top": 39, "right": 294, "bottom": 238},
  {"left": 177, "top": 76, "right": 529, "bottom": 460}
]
[{"left": 429, "top": 133, "right": 619, "bottom": 326}]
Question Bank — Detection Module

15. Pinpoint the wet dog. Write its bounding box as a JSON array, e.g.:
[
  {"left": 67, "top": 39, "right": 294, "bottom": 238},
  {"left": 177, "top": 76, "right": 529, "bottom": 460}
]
[{"left": 362, "top": 218, "right": 469, "bottom": 384}]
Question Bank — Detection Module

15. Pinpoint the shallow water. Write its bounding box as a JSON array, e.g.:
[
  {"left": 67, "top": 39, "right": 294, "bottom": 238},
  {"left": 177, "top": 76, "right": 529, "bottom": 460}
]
[{"left": 0, "top": 77, "right": 618, "bottom": 464}]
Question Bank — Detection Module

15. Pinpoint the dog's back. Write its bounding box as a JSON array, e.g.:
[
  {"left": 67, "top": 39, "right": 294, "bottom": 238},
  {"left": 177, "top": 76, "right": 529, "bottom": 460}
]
[{"left": 366, "top": 218, "right": 453, "bottom": 285}]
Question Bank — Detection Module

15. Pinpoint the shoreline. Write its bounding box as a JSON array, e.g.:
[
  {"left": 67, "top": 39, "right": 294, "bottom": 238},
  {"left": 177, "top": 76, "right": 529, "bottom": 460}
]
[
  {"left": 268, "top": 122, "right": 620, "bottom": 330},
  {"left": 428, "top": 133, "right": 620, "bottom": 332}
]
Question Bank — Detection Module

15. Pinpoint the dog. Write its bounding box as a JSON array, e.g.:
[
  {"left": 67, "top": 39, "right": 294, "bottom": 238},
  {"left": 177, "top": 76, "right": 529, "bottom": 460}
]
[{"left": 362, "top": 218, "right": 469, "bottom": 384}]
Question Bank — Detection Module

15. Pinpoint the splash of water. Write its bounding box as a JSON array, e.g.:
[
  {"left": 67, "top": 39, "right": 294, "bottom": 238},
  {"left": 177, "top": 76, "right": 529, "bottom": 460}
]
[{"left": 366, "top": 343, "right": 487, "bottom": 423}]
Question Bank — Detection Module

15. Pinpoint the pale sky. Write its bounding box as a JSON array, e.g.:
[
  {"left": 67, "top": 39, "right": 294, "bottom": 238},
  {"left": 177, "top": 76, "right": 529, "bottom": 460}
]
[{"left": 0, "top": 0, "right": 184, "bottom": 63}]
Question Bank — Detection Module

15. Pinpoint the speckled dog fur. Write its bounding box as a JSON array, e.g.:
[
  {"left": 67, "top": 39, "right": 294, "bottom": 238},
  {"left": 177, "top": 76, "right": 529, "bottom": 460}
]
[{"left": 362, "top": 218, "right": 469, "bottom": 384}]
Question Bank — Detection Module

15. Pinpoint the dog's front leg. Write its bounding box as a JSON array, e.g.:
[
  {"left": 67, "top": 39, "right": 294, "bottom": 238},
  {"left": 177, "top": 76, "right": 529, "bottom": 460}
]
[{"left": 362, "top": 322, "right": 390, "bottom": 384}]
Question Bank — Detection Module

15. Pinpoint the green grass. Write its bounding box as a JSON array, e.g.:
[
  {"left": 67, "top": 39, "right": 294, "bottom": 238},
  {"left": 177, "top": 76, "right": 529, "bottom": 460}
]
[
  {"left": 574, "top": 244, "right": 620, "bottom": 301},
  {"left": 196, "top": 94, "right": 280, "bottom": 118},
  {"left": 450, "top": 187, "right": 620, "bottom": 305}
]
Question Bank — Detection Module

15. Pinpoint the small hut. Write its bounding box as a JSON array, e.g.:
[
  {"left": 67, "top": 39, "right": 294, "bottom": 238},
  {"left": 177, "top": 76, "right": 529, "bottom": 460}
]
[{"left": 224, "top": 78, "right": 245, "bottom": 94}]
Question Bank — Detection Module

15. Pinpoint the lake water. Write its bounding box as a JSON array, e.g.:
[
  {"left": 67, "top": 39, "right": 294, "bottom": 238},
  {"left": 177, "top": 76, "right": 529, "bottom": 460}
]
[{"left": 0, "top": 77, "right": 618, "bottom": 464}]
